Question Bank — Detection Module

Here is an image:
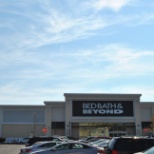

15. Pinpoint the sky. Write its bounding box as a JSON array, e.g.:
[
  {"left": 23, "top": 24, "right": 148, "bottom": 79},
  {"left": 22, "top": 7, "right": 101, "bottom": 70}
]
[{"left": 1, "top": 0, "right": 154, "bottom": 105}]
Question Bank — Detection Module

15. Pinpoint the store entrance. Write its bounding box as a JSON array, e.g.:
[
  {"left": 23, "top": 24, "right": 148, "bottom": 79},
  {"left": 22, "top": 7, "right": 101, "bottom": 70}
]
[
  {"left": 109, "top": 131, "right": 126, "bottom": 137},
  {"left": 74, "top": 122, "right": 134, "bottom": 138}
]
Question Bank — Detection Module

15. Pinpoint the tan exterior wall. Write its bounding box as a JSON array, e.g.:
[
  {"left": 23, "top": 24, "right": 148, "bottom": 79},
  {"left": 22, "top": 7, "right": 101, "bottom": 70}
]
[
  {"left": 52, "top": 129, "right": 65, "bottom": 136},
  {"left": 72, "top": 127, "right": 79, "bottom": 139},
  {"left": 1, "top": 94, "right": 154, "bottom": 138},
  {"left": 64, "top": 93, "right": 142, "bottom": 136},
  {"left": 2, "top": 124, "right": 45, "bottom": 138},
  {"left": 44, "top": 101, "right": 65, "bottom": 136}
]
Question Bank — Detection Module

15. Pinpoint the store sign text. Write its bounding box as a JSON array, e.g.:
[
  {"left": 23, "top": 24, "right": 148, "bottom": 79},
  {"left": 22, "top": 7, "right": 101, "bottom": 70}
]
[
  {"left": 72, "top": 101, "right": 134, "bottom": 117},
  {"left": 82, "top": 102, "right": 123, "bottom": 115}
]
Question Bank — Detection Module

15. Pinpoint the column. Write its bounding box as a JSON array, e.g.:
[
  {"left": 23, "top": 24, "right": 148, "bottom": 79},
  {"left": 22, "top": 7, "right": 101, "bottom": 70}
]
[
  {"left": 0, "top": 108, "right": 3, "bottom": 137},
  {"left": 65, "top": 99, "right": 71, "bottom": 136},
  {"left": 134, "top": 99, "right": 142, "bottom": 135},
  {"left": 45, "top": 105, "right": 52, "bottom": 136}
]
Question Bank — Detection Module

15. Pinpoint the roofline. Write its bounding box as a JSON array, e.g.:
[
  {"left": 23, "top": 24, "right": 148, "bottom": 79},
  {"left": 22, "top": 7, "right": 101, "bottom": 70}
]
[
  {"left": 64, "top": 93, "right": 142, "bottom": 96},
  {"left": 0, "top": 104, "right": 44, "bottom": 107},
  {"left": 44, "top": 101, "right": 65, "bottom": 105}
]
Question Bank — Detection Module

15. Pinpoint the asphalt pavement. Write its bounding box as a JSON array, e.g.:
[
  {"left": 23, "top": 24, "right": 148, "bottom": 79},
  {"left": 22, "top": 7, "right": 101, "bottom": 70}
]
[{"left": 0, "top": 144, "right": 24, "bottom": 154}]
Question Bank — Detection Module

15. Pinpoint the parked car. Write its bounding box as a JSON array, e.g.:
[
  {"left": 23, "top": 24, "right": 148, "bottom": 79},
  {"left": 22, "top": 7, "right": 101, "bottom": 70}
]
[
  {"left": 19, "top": 137, "right": 31, "bottom": 144},
  {"left": 78, "top": 136, "right": 96, "bottom": 143},
  {"left": 26, "top": 136, "right": 63, "bottom": 147},
  {"left": 134, "top": 146, "right": 154, "bottom": 154},
  {"left": 105, "top": 136, "right": 154, "bottom": 154},
  {"left": 52, "top": 135, "right": 74, "bottom": 141},
  {"left": 19, "top": 141, "right": 62, "bottom": 154},
  {"left": 29, "top": 141, "right": 105, "bottom": 154},
  {"left": 66, "top": 136, "right": 77, "bottom": 140},
  {"left": 89, "top": 138, "right": 110, "bottom": 146},
  {"left": 5, "top": 137, "right": 28, "bottom": 144},
  {"left": 79, "top": 136, "right": 110, "bottom": 143},
  {"left": 90, "top": 139, "right": 110, "bottom": 148}
]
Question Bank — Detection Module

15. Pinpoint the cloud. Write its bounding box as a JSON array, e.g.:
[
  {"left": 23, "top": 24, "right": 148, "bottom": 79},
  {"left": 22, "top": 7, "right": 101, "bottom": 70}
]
[
  {"left": 1, "top": 43, "right": 154, "bottom": 80},
  {"left": 0, "top": 84, "right": 52, "bottom": 105},
  {"left": 1, "top": 43, "right": 153, "bottom": 104},
  {"left": 1, "top": 0, "right": 154, "bottom": 51},
  {"left": 1, "top": 0, "right": 154, "bottom": 105},
  {"left": 105, "top": 85, "right": 154, "bottom": 102},
  {"left": 83, "top": 0, "right": 130, "bottom": 11},
  {"left": 0, "top": 0, "right": 134, "bottom": 50}
]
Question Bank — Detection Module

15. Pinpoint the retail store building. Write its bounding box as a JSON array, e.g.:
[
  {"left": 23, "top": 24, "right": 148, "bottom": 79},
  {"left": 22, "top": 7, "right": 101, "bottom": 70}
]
[{"left": 0, "top": 93, "right": 154, "bottom": 138}]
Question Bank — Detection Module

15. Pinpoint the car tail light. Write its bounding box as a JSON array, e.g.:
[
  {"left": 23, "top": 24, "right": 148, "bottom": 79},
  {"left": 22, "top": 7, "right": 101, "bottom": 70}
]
[
  {"left": 26, "top": 149, "right": 32, "bottom": 152},
  {"left": 97, "top": 149, "right": 105, "bottom": 154},
  {"left": 112, "top": 150, "right": 118, "bottom": 154}
]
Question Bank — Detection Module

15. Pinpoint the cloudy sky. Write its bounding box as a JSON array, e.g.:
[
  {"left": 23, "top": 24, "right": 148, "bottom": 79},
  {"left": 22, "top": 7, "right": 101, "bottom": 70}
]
[{"left": 1, "top": 0, "right": 154, "bottom": 105}]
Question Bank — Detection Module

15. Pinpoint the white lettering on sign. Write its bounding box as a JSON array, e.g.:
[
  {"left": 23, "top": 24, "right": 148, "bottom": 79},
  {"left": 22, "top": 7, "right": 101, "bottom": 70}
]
[
  {"left": 83, "top": 103, "right": 123, "bottom": 109},
  {"left": 83, "top": 109, "right": 123, "bottom": 114},
  {"left": 82, "top": 102, "right": 124, "bottom": 115}
]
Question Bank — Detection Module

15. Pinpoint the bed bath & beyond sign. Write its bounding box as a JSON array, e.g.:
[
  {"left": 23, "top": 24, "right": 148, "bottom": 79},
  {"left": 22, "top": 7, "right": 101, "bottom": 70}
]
[{"left": 72, "top": 101, "right": 134, "bottom": 117}]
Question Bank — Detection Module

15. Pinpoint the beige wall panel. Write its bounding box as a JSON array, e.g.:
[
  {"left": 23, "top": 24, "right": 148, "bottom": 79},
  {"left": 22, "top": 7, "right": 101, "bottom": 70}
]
[
  {"left": 72, "top": 127, "right": 79, "bottom": 139},
  {"left": 126, "top": 127, "right": 135, "bottom": 135},
  {"left": 2, "top": 124, "right": 45, "bottom": 138},
  {"left": 51, "top": 107, "right": 65, "bottom": 121},
  {"left": 52, "top": 129, "right": 65, "bottom": 136},
  {"left": 141, "top": 108, "right": 152, "bottom": 121}
]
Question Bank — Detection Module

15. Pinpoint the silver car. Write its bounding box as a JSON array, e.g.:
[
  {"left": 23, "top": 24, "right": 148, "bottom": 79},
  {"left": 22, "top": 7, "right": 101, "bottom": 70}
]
[
  {"left": 93, "top": 139, "right": 110, "bottom": 148},
  {"left": 89, "top": 139, "right": 110, "bottom": 146},
  {"left": 134, "top": 146, "right": 154, "bottom": 154},
  {"left": 29, "top": 141, "right": 105, "bottom": 154},
  {"left": 19, "top": 141, "right": 62, "bottom": 154}
]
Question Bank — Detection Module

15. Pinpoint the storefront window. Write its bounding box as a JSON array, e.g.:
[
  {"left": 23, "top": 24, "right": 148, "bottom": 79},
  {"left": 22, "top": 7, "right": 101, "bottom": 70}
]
[{"left": 76, "top": 122, "right": 134, "bottom": 137}]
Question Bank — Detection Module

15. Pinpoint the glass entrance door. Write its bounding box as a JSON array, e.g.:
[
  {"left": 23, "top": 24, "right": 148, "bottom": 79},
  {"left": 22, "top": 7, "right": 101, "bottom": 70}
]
[
  {"left": 74, "top": 122, "right": 134, "bottom": 138},
  {"left": 109, "top": 131, "right": 126, "bottom": 137}
]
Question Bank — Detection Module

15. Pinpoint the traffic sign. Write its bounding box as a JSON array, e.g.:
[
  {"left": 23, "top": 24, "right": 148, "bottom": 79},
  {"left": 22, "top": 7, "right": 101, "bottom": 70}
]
[{"left": 42, "top": 128, "right": 48, "bottom": 133}]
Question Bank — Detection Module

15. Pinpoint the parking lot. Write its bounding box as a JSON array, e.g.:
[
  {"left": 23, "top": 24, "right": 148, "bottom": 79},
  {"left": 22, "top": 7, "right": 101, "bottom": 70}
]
[{"left": 0, "top": 144, "right": 24, "bottom": 154}]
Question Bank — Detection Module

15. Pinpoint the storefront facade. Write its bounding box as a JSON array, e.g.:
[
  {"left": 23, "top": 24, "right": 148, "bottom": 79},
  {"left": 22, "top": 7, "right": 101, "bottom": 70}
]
[
  {"left": 45, "top": 93, "right": 142, "bottom": 138},
  {"left": 0, "top": 93, "right": 154, "bottom": 138}
]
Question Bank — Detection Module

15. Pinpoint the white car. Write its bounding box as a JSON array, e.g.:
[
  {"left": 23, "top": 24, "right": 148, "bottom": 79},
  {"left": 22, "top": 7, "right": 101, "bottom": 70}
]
[{"left": 19, "top": 137, "right": 31, "bottom": 144}]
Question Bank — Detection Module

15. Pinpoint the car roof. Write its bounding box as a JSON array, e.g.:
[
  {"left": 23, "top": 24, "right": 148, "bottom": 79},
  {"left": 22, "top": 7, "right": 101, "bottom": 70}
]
[{"left": 34, "top": 140, "right": 62, "bottom": 144}]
